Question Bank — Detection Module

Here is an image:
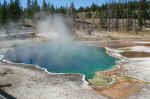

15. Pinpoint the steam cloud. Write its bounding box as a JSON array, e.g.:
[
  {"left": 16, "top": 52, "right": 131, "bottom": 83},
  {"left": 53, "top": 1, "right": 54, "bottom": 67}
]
[
  {"left": 5, "top": 13, "right": 83, "bottom": 64},
  {"left": 4, "top": 13, "right": 116, "bottom": 78},
  {"left": 35, "top": 14, "right": 74, "bottom": 42}
]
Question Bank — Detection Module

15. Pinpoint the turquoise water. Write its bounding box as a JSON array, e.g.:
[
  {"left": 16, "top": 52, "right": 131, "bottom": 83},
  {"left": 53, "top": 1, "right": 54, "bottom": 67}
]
[{"left": 4, "top": 41, "right": 116, "bottom": 79}]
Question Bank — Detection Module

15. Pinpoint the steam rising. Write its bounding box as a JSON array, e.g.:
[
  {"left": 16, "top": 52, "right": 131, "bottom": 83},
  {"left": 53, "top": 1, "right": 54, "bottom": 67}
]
[
  {"left": 36, "top": 14, "right": 74, "bottom": 41},
  {"left": 4, "top": 14, "right": 116, "bottom": 78}
]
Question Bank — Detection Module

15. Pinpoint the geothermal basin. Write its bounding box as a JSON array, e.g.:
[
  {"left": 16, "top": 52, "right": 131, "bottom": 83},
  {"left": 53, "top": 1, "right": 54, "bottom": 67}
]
[{"left": 4, "top": 41, "right": 116, "bottom": 79}]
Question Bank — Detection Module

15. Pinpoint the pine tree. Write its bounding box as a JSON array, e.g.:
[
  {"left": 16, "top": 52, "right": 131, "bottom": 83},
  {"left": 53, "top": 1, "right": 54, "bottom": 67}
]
[
  {"left": 78, "top": 7, "right": 84, "bottom": 12},
  {"left": 0, "top": 0, "right": 8, "bottom": 24},
  {"left": 32, "top": 0, "right": 40, "bottom": 14},
  {"left": 50, "top": 4, "right": 55, "bottom": 14},
  {"left": 8, "top": 0, "right": 22, "bottom": 21},
  {"left": 27, "top": 0, "right": 32, "bottom": 10},
  {"left": 14, "top": 0, "right": 22, "bottom": 20},
  {"left": 70, "top": 2, "right": 76, "bottom": 15},
  {"left": 138, "top": 0, "right": 147, "bottom": 28},
  {"left": 26, "top": 0, "right": 32, "bottom": 18},
  {"left": 91, "top": 3, "right": 97, "bottom": 12},
  {"left": 42, "top": 0, "right": 48, "bottom": 12}
]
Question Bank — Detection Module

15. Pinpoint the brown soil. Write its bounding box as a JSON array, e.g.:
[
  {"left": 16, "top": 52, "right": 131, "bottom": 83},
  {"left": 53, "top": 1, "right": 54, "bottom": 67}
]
[
  {"left": 120, "top": 51, "right": 150, "bottom": 58},
  {"left": 93, "top": 77, "right": 143, "bottom": 99},
  {"left": 91, "top": 60, "right": 144, "bottom": 99},
  {"left": 85, "top": 40, "right": 150, "bottom": 48}
]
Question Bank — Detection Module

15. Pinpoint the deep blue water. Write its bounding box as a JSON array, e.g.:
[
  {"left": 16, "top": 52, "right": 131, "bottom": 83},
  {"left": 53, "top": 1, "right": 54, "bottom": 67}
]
[{"left": 4, "top": 41, "right": 116, "bottom": 79}]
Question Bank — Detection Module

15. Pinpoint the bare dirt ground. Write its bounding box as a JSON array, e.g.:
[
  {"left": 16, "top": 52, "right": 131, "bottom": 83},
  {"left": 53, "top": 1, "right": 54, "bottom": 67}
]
[{"left": 77, "top": 30, "right": 150, "bottom": 41}]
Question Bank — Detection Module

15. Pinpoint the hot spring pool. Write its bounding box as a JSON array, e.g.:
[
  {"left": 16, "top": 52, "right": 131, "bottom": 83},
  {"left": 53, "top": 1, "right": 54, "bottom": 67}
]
[{"left": 4, "top": 41, "right": 117, "bottom": 79}]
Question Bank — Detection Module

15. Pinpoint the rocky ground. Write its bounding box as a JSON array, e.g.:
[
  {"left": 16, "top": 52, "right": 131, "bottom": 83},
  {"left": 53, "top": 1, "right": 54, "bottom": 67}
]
[
  {"left": 0, "top": 62, "right": 108, "bottom": 99},
  {"left": 86, "top": 40, "right": 150, "bottom": 99},
  {"left": 0, "top": 33, "right": 108, "bottom": 99},
  {"left": 0, "top": 27, "right": 150, "bottom": 99}
]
